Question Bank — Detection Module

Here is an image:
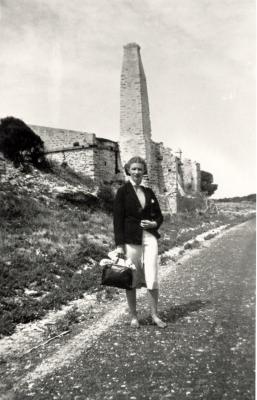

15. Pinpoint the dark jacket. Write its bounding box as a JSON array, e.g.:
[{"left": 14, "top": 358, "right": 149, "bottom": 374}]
[{"left": 113, "top": 181, "right": 164, "bottom": 246}]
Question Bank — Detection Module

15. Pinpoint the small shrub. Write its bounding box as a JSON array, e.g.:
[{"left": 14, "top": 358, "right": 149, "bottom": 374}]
[
  {"left": 97, "top": 185, "right": 115, "bottom": 212},
  {"left": 46, "top": 306, "right": 81, "bottom": 337},
  {"left": 65, "top": 305, "right": 81, "bottom": 324},
  {"left": 184, "top": 240, "right": 200, "bottom": 250},
  {"left": 0, "top": 312, "right": 15, "bottom": 337},
  {"left": 56, "top": 191, "right": 98, "bottom": 208}
]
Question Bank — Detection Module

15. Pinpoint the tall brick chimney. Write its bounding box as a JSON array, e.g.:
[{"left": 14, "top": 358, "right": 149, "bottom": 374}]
[{"left": 119, "top": 43, "right": 152, "bottom": 177}]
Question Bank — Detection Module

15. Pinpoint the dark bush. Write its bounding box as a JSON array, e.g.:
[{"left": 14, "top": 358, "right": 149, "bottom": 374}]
[
  {"left": 200, "top": 170, "right": 218, "bottom": 196},
  {"left": 0, "top": 116, "right": 48, "bottom": 169}
]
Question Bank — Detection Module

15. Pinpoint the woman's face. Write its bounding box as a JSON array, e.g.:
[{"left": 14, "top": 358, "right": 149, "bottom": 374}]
[{"left": 129, "top": 162, "right": 144, "bottom": 185}]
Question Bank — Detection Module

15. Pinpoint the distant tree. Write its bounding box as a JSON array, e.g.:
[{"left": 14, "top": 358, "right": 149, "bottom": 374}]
[
  {"left": 0, "top": 116, "right": 48, "bottom": 169},
  {"left": 200, "top": 170, "right": 218, "bottom": 197},
  {"left": 245, "top": 193, "right": 256, "bottom": 202}
]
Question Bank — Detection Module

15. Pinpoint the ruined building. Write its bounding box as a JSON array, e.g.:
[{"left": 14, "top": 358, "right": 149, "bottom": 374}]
[{"left": 30, "top": 43, "right": 215, "bottom": 213}]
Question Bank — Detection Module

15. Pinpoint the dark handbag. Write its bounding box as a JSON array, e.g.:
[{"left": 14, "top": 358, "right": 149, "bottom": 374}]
[{"left": 101, "top": 263, "right": 133, "bottom": 290}]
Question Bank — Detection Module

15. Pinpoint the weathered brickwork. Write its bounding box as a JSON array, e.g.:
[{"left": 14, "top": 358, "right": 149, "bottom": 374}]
[
  {"left": 30, "top": 125, "right": 96, "bottom": 151},
  {"left": 95, "top": 138, "right": 124, "bottom": 184},
  {"left": 29, "top": 126, "right": 125, "bottom": 186},
  {"left": 30, "top": 125, "right": 99, "bottom": 181},
  {"left": 46, "top": 147, "right": 97, "bottom": 181},
  {"left": 181, "top": 158, "right": 201, "bottom": 194},
  {"left": 120, "top": 43, "right": 152, "bottom": 173},
  {"left": 152, "top": 142, "right": 180, "bottom": 213}
]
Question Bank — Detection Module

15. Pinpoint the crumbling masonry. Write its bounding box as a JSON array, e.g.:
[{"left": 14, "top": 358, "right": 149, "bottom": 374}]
[{"left": 30, "top": 43, "right": 215, "bottom": 213}]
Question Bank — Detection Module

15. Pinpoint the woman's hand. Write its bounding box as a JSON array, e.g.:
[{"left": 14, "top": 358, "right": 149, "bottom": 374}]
[
  {"left": 140, "top": 220, "right": 157, "bottom": 229},
  {"left": 116, "top": 245, "right": 125, "bottom": 255}
]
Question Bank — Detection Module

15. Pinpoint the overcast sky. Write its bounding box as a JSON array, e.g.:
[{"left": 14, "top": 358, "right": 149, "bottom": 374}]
[{"left": 0, "top": 0, "right": 255, "bottom": 197}]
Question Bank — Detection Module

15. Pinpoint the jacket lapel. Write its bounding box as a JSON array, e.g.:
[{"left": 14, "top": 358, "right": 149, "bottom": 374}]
[
  {"left": 126, "top": 182, "right": 151, "bottom": 211},
  {"left": 141, "top": 186, "right": 151, "bottom": 209},
  {"left": 126, "top": 181, "right": 141, "bottom": 209}
]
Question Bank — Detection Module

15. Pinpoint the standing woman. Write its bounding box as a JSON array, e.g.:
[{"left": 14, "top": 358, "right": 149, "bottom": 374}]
[{"left": 113, "top": 156, "right": 167, "bottom": 328}]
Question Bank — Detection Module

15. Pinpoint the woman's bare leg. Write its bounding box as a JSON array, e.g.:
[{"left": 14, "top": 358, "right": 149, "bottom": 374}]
[
  {"left": 147, "top": 289, "right": 167, "bottom": 328},
  {"left": 126, "top": 289, "right": 139, "bottom": 328}
]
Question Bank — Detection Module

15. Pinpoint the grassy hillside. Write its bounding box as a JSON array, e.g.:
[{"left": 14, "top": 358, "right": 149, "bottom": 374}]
[{"left": 0, "top": 163, "right": 255, "bottom": 336}]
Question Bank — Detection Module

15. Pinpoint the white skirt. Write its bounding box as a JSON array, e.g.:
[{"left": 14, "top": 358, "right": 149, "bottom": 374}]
[{"left": 125, "top": 231, "right": 159, "bottom": 290}]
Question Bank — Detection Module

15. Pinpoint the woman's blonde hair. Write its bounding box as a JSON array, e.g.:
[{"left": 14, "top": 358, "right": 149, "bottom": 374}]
[{"left": 124, "top": 156, "right": 148, "bottom": 176}]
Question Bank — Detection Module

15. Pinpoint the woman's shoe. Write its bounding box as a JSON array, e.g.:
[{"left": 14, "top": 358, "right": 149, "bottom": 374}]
[
  {"left": 130, "top": 318, "right": 140, "bottom": 328},
  {"left": 152, "top": 316, "right": 167, "bottom": 328}
]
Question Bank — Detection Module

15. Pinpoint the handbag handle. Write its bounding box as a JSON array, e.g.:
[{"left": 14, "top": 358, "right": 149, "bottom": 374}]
[{"left": 116, "top": 252, "right": 126, "bottom": 260}]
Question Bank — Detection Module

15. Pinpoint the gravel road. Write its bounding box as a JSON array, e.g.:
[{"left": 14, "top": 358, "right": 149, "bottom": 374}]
[{"left": 5, "top": 219, "right": 256, "bottom": 400}]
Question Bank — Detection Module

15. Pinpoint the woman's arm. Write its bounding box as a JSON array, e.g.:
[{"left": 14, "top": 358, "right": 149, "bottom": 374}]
[
  {"left": 113, "top": 187, "right": 126, "bottom": 247},
  {"left": 140, "top": 189, "right": 163, "bottom": 230}
]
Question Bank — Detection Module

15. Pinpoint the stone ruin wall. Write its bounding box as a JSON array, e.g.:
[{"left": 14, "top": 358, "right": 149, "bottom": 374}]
[
  {"left": 30, "top": 125, "right": 125, "bottom": 187},
  {"left": 31, "top": 125, "right": 98, "bottom": 181},
  {"left": 95, "top": 139, "right": 124, "bottom": 186},
  {"left": 29, "top": 122, "right": 201, "bottom": 213},
  {"left": 148, "top": 140, "right": 203, "bottom": 213},
  {"left": 44, "top": 148, "right": 97, "bottom": 181},
  {"left": 181, "top": 158, "right": 201, "bottom": 194},
  {"left": 158, "top": 145, "right": 180, "bottom": 213},
  {"left": 149, "top": 141, "right": 179, "bottom": 213},
  {"left": 30, "top": 125, "right": 96, "bottom": 151}
]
